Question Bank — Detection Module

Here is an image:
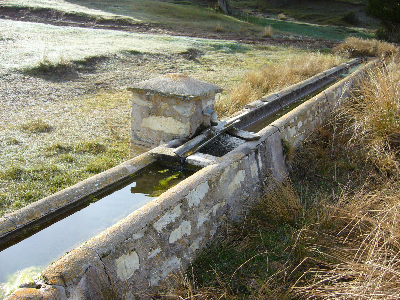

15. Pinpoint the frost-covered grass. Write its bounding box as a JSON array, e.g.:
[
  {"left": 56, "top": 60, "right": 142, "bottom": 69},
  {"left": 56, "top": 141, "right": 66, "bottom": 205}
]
[
  {"left": 0, "top": 18, "right": 287, "bottom": 75},
  {"left": 3, "top": 0, "right": 118, "bottom": 17},
  {"left": 0, "top": 19, "right": 209, "bottom": 73},
  {"left": 0, "top": 89, "right": 139, "bottom": 214}
]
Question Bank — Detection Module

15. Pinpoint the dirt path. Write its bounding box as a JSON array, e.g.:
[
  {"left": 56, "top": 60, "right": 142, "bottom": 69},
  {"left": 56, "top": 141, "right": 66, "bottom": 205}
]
[{"left": 0, "top": 5, "right": 338, "bottom": 49}]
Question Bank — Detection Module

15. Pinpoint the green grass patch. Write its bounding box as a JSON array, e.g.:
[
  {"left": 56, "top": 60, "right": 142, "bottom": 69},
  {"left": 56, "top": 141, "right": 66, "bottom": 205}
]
[
  {"left": 4, "top": 137, "right": 21, "bottom": 146},
  {"left": 0, "top": 138, "right": 130, "bottom": 216},
  {"left": 45, "top": 143, "right": 73, "bottom": 155},
  {"left": 24, "top": 55, "right": 109, "bottom": 79},
  {"left": 20, "top": 119, "right": 53, "bottom": 133},
  {"left": 235, "top": 13, "right": 373, "bottom": 40},
  {"left": 207, "top": 42, "right": 250, "bottom": 53},
  {"left": 58, "top": 153, "right": 75, "bottom": 163},
  {"left": 0, "top": 166, "right": 25, "bottom": 181},
  {"left": 83, "top": 156, "right": 116, "bottom": 173},
  {"left": 74, "top": 141, "right": 107, "bottom": 155}
]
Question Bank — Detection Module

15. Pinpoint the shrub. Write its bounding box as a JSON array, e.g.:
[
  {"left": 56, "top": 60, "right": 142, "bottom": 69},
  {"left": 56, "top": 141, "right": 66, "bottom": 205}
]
[
  {"left": 366, "top": 0, "right": 400, "bottom": 42},
  {"left": 342, "top": 11, "right": 358, "bottom": 25}
]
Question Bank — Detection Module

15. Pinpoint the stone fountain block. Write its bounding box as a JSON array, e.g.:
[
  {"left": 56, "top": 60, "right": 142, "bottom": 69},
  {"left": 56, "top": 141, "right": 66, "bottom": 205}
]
[{"left": 129, "top": 74, "right": 222, "bottom": 149}]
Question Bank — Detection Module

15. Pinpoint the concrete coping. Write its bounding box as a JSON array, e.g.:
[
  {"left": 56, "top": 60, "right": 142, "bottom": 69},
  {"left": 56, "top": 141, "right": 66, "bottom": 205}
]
[
  {"left": 128, "top": 73, "right": 223, "bottom": 101},
  {"left": 269, "top": 58, "right": 378, "bottom": 133}
]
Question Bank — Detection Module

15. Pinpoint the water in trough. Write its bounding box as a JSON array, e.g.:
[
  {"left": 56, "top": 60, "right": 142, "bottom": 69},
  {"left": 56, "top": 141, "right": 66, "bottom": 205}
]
[{"left": 0, "top": 163, "right": 196, "bottom": 298}]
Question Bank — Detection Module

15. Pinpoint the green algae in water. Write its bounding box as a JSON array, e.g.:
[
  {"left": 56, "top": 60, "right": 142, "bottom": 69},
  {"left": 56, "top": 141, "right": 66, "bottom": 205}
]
[
  {"left": 130, "top": 165, "right": 196, "bottom": 197},
  {"left": 0, "top": 266, "right": 43, "bottom": 299}
]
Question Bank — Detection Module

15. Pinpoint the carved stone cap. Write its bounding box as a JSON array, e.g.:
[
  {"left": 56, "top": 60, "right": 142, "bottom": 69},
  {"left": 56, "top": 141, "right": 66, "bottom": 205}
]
[{"left": 129, "top": 73, "right": 223, "bottom": 101}]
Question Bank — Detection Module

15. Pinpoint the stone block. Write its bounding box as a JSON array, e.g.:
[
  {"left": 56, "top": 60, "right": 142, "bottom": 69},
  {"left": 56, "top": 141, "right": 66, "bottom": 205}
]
[{"left": 129, "top": 74, "right": 222, "bottom": 148}]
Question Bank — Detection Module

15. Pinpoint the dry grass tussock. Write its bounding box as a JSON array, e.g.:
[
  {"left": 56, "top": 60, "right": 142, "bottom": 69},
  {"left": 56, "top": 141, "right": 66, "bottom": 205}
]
[
  {"left": 338, "top": 56, "right": 400, "bottom": 176},
  {"left": 333, "top": 37, "right": 399, "bottom": 59},
  {"left": 216, "top": 53, "right": 342, "bottom": 117},
  {"left": 295, "top": 181, "right": 400, "bottom": 299},
  {"left": 293, "top": 46, "right": 400, "bottom": 299},
  {"left": 262, "top": 26, "right": 273, "bottom": 37}
]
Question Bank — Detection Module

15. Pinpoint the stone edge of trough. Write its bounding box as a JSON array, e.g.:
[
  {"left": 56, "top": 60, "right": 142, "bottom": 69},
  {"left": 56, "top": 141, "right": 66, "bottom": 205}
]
[
  {"left": 0, "top": 152, "right": 156, "bottom": 241},
  {"left": 271, "top": 58, "right": 378, "bottom": 147},
  {"left": 225, "top": 58, "right": 361, "bottom": 127}
]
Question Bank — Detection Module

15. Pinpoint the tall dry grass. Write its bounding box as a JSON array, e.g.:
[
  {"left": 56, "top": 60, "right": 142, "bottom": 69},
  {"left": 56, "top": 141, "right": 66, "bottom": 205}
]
[
  {"left": 333, "top": 37, "right": 399, "bottom": 59},
  {"left": 293, "top": 45, "right": 400, "bottom": 299},
  {"left": 338, "top": 56, "right": 400, "bottom": 176},
  {"left": 295, "top": 182, "right": 400, "bottom": 299},
  {"left": 168, "top": 39, "right": 400, "bottom": 299},
  {"left": 216, "top": 53, "right": 342, "bottom": 117}
]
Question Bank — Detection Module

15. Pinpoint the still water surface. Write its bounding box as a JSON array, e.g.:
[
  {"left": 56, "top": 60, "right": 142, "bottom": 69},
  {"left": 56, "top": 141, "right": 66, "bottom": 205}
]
[{"left": 0, "top": 163, "right": 195, "bottom": 286}]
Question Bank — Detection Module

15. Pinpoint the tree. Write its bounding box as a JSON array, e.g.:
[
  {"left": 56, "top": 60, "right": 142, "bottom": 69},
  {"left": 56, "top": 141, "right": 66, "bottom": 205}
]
[
  {"left": 366, "top": 0, "right": 400, "bottom": 42},
  {"left": 217, "top": 0, "right": 230, "bottom": 15}
]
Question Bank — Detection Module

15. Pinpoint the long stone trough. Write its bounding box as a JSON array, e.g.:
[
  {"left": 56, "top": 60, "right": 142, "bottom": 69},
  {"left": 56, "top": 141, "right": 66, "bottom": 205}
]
[{"left": 3, "top": 58, "right": 377, "bottom": 299}]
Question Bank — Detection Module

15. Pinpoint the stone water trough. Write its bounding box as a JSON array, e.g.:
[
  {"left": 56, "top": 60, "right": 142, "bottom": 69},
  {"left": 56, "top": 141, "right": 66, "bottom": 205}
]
[{"left": 2, "top": 58, "right": 377, "bottom": 299}]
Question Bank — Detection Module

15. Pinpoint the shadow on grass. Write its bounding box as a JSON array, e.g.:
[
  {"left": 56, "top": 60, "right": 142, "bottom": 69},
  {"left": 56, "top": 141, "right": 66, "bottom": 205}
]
[{"left": 22, "top": 55, "right": 109, "bottom": 82}]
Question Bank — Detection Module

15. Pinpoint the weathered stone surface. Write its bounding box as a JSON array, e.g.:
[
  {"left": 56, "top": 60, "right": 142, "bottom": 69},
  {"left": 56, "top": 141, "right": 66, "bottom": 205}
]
[
  {"left": 6, "top": 288, "right": 43, "bottom": 300},
  {"left": 153, "top": 204, "right": 182, "bottom": 232},
  {"left": 130, "top": 74, "right": 222, "bottom": 100},
  {"left": 116, "top": 251, "right": 140, "bottom": 281},
  {"left": 169, "top": 220, "right": 191, "bottom": 243},
  {"left": 130, "top": 74, "right": 222, "bottom": 148}
]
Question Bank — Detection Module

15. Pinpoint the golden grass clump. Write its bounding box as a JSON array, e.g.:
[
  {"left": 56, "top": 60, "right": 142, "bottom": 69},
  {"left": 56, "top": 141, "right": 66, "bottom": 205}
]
[
  {"left": 296, "top": 182, "right": 400, "bottom": 299},
  {"left": 278, "top": 13, "right": 287, "bottom": 20},
  {"left": 339, "top": 59, "right": 400, "bottom": 175},
  {"left": 214, "top": 22, "right": 224, "bottom": 32},
  {"left": 333, "top": 37, "right": 399, "bottom": 59},
  {"left": 262, "top": 25, "right": 273, "bottom": 37},
  {"left": 216, "top": 53, "right": 342, "bottom": 117},
  {"left": 292, "top": 52, "right": 400, "bottom": 300}
]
